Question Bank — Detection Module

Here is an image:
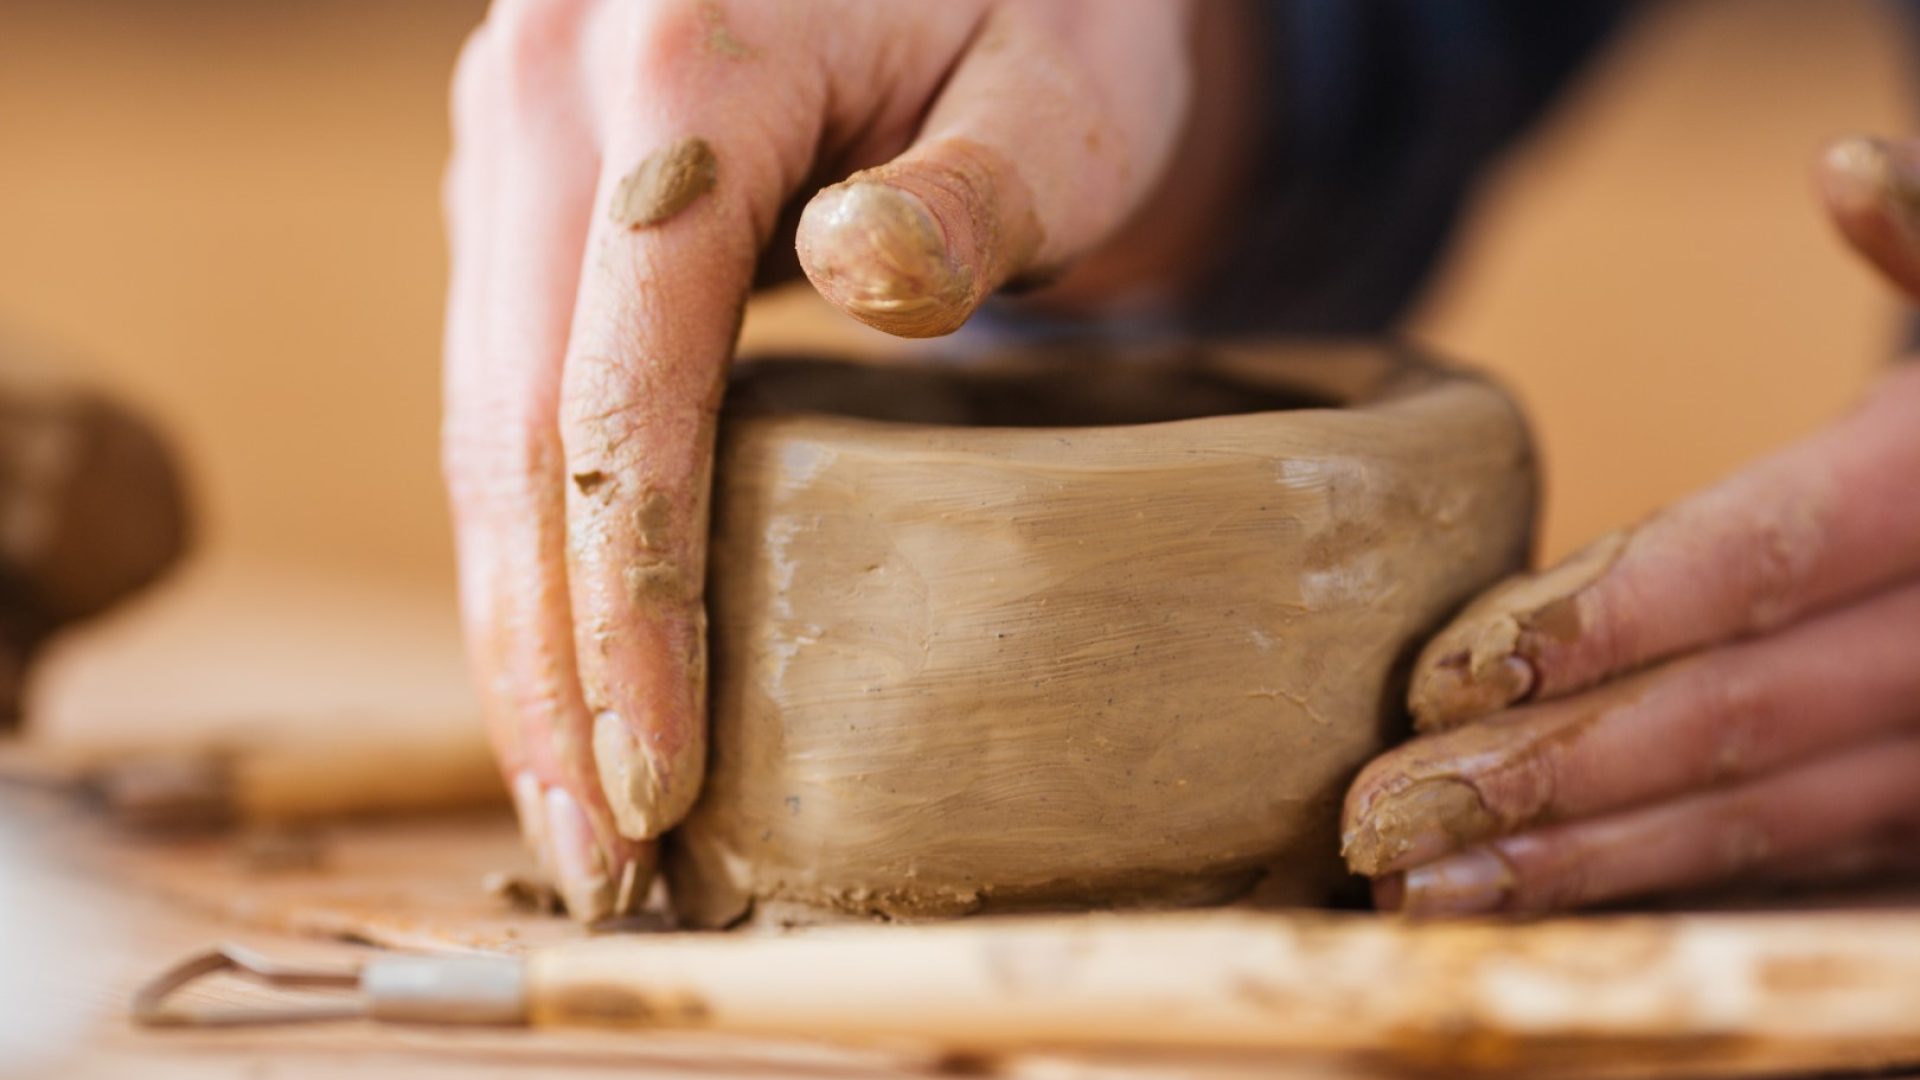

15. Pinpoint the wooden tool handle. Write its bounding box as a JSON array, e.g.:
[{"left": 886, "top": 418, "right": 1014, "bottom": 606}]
[
  {"left": 80, "top": 724, "right": 503, "bottom": 829},
  {"left": 523, "top": 910, "right": 1920, "bottom": 1074},
  {"left": 226, "top": 728, "right": 503, "bottom": 823}
]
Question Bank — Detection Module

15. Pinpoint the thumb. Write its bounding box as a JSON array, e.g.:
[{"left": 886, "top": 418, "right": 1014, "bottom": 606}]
[
  {"left": 796, "top": 3, "right": 1192, "bottom": 338},
  {"left": 1818, "top": 134, "right": 1920, "bottom": 303}
]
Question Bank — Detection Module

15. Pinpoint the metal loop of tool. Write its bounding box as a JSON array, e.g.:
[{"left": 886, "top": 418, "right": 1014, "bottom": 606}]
[{"left": 131, "top": 944, "right": 368, "bottom": 1028}]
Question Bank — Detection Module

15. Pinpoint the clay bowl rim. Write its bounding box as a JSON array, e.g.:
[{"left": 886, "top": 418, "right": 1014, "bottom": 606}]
[{"left": 721, "top": 339, "right": 1467, "bottom": 440}]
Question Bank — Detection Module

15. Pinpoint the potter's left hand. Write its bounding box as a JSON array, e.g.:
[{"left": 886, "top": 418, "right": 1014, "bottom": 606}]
[{"left": 1340, "top": 135, "right": 1920, "bottom": 915}]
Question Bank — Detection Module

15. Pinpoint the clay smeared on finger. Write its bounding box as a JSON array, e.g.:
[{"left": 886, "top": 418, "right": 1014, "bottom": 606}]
[
  {"left": 1408, "top": 529, "right": 1631, "bottom": 731},
  {"left": 1343, "top": 777, "right": 1500, "bottom": 878},
  {"left": 610, "top": 135, "right": 719, "bottom": 229},
  {"left": 1392, "top": 734, "right": 1920, "bottom": 915},
  {"left": 1364, "top": 574, "right": 1920, "bottom": 877},
  {"left": 796, "top": 139, "right": 1044, "bottom": 338},
  {"left": 1818, "top": 134, "right": 1920, "bottom": 301}
]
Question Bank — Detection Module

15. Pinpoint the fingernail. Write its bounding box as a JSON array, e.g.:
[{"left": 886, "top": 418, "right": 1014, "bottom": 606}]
[
  {"left": 797, "top": 178, "right": 971, "bottom": 335},
  {"left": 543, "top": 786, "right": 615, "bottom": 923},
  {"left": 510, "top": 771, "right": 550, "bottom": 866},
  {"left": 1400, "top": 847, "right": 1515, "bottom": 916},
  {"left": 594, "top": 710, "right": 668, "bottom": 840},
  {"left": 1342, "top": 777, "right": 1499, "bottom": 876}
]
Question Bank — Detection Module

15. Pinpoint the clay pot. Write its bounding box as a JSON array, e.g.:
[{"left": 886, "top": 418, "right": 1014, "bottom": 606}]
[{"left": 666, "top": 341, "right": 1536, "bottom": 927}]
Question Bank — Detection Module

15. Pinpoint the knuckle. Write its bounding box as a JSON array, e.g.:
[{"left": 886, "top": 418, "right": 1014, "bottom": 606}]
[
  {"left": 449, "top": 25, "right": 500, "bottom": 145},
  {"left": 1484, "top": 747, "right": 1559, "bottom": 827},
  {"left": 1713, "top": 799, "right": 1776, "bottom": 875},
  {"left": 1742, "top": 495, "right": 1826, "bottom": 630},
  {"left": 488, "top": 0, "right": 589, "bottom": 69},
  {"left": 626, "top": 1, "right": 714, "bottom": 82},
  {"left": 467, "top": 0, "right": 592, "bottom": 129},
  {"left": 1691, "top": 662, "right": 1767, "bottom": 781},
  {"left": 441, "top": 412, "right": 561, "bottom": 517}
]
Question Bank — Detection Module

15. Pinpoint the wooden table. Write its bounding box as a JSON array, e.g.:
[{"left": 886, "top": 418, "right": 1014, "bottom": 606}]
[
  {"left": 5, "top": 785, "right": 1394, "bottom": 1079},
  {"left": 9, "top": 781, "right": 1920, "bottom": 1080}
]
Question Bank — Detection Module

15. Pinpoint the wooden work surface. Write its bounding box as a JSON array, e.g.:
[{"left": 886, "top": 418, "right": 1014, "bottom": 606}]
[
  {"left": 4, "top": 785, "right": 1393, "bottom": 1080},
  {"left": 8, "top": 779, "right": 1920, "bottom": 1080}
]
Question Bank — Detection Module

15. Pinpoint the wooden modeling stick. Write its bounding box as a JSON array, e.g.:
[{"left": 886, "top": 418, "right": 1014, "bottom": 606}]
[
  {"left": 85, "top": 728, "right": 505, "bottom": 829},
  {"left": 5, "top": 724, "right": 504, "bottom": 831},
  {"left": 134, "top": 909, "right": 1920, "bottom": 1076}
]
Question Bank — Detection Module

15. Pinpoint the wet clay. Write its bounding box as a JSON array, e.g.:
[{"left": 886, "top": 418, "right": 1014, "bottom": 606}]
[
  {"left": 1342, "top": 777, "right": 1498, "bottom": 876},
  {"left": 609, "top": 136, "right": 718, "bottom": 230},
  {"left": 699, "top": 1, "right": 756, "bottom": 60},
  {"left": 664, "top": 341, "right": 1538, "bottom": 927},
  {"left": 1344, "top": 665, "right": 1652, "bottom": 876},
  {"left": 1406, "top": 528, "right": 1630, "bottom": 731},
  {"left": 796, "top": 139, "right": 1042, "bottom": 339}
]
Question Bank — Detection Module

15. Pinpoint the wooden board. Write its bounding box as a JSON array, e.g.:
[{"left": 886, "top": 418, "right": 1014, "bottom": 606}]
[
  {"left": 1, "top": 785, "right": 1394, "bottom": 1079},
  {"left": 11, "top": 783, "right": 1920, "bottom": 1080}
]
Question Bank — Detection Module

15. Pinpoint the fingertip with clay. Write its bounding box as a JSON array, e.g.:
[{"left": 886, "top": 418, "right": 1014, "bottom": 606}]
[
  {"left": 1819, "top": 135, "right": 1897, "bottom": 220},
  {"left": 1407, "top": 652, "right": 1536, "bottom": 734},
  {"left": 593, "top": 707, "right": 703, "bottom": 841},
  {"left": 1342, "top": 775, "right": 1501, "bottom": 878},
  {"left": 796, "top": 140, "right": 1042, "bottom": 339},
  {"left": 1817, "top": 134, "right": 1920, "bottom": 301},
  {"left": 1406, "top": 529, "right": 1631, "bottom": 731}
]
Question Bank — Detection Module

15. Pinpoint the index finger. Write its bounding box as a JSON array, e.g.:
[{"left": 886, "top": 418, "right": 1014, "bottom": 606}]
[
  {"left": 1409, "top": 362, "right": 1920, "bottom": 730},
  {"left": 558, "top": 6, "right": 822, "bottom": 840}
]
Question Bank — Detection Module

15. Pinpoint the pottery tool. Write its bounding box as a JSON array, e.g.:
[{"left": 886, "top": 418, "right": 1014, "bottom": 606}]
[
  {"left": 133, "top": 909, "right": 1920, "bottom": 1076},
  {"left": 0, "top": 726, "right": 503, "bottom": 831}
]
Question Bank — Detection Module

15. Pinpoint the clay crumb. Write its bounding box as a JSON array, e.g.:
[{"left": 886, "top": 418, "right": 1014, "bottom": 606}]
[
  {"left": 634, "top": 490, "right": 672, "bottom": 550},
  {"left": 932, "top": 1050, "right": 1000, "bottom": 1076},
  {"left": 235, "top": 825, "right": 325, "bottom": 873},
  {"left": 610, "top": 136, "right": 718, "bottom": 229},
  {"left": 483, "top": 870, "right": 563, "bottom": 915},
  {"left": 624, "top": 559, "right": 687, "bottom": 605},
  {"left": 700, "top": 1, "right": 757, "bottom": 60}
]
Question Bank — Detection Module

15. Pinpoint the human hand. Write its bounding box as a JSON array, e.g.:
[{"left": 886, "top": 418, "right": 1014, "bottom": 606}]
[
  {"left": 442, "top": 0, "right": 1248, "bottom": 919},
  {"left": 1339, "top": 135, "right": 1920, "bottom": 915}
]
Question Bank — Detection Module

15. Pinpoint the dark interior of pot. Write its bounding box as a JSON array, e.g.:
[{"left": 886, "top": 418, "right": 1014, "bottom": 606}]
[{"left": 724, "top": 344, "right": 1398, "bottom": 429}]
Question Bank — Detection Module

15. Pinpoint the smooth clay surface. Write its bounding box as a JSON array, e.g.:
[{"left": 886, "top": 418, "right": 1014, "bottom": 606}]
[{"left": 666, "top": 342, "right": 1537, "bottom": 927}]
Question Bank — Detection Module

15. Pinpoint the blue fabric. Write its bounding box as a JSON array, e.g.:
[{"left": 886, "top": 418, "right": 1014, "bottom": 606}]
[
  {"left": 973, "top": 1, "right": 1635, "bottom": 344},
  {"left": 1187, "top": 0, "right": 1636, "bottom": 334}
]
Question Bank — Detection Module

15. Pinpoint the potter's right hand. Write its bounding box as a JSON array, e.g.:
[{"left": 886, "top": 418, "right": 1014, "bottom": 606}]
[{"left": 442, "top": 0, "right": 1226, "bottom": 919}]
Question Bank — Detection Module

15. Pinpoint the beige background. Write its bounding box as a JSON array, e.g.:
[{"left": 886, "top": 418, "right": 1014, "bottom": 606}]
[{"left": 0, "top": 0, "right": 1911, "bottom": 737}]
